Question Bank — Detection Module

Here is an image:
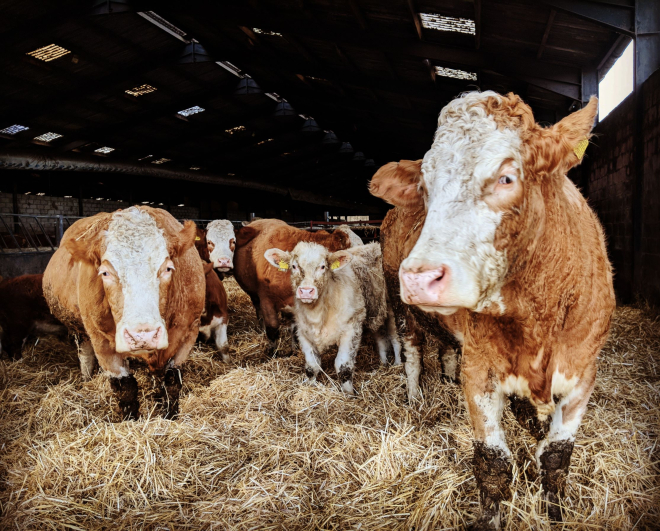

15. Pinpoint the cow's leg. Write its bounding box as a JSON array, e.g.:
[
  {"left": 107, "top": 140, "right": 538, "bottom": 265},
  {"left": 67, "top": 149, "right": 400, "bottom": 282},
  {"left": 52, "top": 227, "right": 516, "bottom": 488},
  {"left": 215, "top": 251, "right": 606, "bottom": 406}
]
[
  {"left": 335, "top": 328, "right": 361, "bottom": 395},
  {"left": 260, "top": 298, "right": 282, "bottom": 358},
  {"left": 439, "top": 346, "right": 460, "bottom": 383},
  {"left": 464, "top": 363, "right": 511, "bottom": 531},
  {"left": 536, "top": 370, "right": 595, "bottom": 522},
  {"left": 249, "top": 294, "right": 263, "bottom": 325},
  {"left": 374, "top": 326, "right": 392, "bottom": 365},
  {"left": 100, "top": 356, "right": 139, "bottom": 421},
  {"left": 298, "top": 333, "right": 322, "bottom": 383},
  {"left": 403, "top": 313, "right": 425, "bottom": 401},
  {"left": 212, "top": 316, "right": 230, "bottom": 363},
  {"left": 78, "top": 340, "right": 98, "bottom": 380},
  {"left": 387, "top": 308, "right": 402, "bottom": 365},
  {"left": 157, "top": 330, "right": 198, "bottom": 420},
  {"left": 290, "top": 321, "right": 299, "bottom": 354}
]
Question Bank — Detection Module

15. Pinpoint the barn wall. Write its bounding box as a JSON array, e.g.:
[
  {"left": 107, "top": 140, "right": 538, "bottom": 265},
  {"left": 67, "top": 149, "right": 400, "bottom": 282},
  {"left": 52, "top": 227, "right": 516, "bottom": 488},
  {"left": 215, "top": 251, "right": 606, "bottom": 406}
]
[{"left": 586, "top": 68, "right": 660, "bottom": 304}]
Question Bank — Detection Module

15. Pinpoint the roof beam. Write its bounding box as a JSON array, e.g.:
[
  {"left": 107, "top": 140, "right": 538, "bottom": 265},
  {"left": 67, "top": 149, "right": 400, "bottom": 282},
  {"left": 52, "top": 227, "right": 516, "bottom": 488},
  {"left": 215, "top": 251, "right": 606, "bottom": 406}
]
[
  {"left": 406, "top": 0, "right": 424, "bottom": 40},
  {"left": 537, "top": 0, "right": 635, "bottom": 35},
  {"left": 537, "top": 9, "right": 556, "bottom": 59},
  {"left": 347, "top": 0, "right": 368, "bottom": 30},
  {"left": 474, "top": 0, "right": 482, "bottom": 50}
]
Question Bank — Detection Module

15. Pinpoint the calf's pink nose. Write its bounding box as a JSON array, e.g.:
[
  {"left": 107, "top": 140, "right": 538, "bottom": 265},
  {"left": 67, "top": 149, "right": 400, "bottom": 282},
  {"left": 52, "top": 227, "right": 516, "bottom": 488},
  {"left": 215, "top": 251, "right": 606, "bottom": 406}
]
[
  {"left": 400, "top": 264, "right": 450, "bottom": 305},
  {"left": 215, "top": 257, "right": 232, "bottom": 268},
  {"left": 124, "top": 325, "right": 162, "bottom": 350},
  {"left": 297, "top": 287, "right": 316, "bottom": 299}
]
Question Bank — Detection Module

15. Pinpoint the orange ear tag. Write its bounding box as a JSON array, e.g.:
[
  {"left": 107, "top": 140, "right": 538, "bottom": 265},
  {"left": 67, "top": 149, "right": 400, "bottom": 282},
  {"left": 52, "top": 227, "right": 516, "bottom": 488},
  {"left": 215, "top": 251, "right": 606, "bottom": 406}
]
[
  {"left": 573, "top": 138, "right": 589, "bottom": 161},
  {"left": 331, "top": 260, "right": 341, "bottom": 270},
  {"left": 278, "top": 261, "right": 289, "bottom": 272}
]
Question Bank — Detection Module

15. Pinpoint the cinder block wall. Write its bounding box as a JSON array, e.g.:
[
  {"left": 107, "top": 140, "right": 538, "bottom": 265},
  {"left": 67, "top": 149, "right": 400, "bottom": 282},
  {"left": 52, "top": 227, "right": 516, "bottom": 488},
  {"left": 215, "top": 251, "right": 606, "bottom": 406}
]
[{"left": 585, "top": 68, "right": 660, "bottom": 304}]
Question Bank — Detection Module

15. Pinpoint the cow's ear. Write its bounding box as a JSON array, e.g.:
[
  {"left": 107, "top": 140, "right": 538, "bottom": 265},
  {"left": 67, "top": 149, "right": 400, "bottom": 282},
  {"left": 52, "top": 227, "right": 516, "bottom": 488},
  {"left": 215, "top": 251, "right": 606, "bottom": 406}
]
[
  {"left": 170, "top": 220, "right": 197, "bottom": 258},
  {"left": 264, "top": 248, "right": 291, "bottom": 270},
  {"left": 536, "top": 96, "right": 598, "bottom": 174},
  {"left": 65, "top": 237, "right": 102, "bottom": 267},
  {"left": 236, "top": 226, "right": 258, "bottom": 247},
  {"left": 328, "top": 250, "right": 352, "bottom": 271},
  {"left": 369, "top": 160, "right": 424, "bottom": 209},
  {"left": 63, "top": 213, "right": 110, "bottom": 266}
]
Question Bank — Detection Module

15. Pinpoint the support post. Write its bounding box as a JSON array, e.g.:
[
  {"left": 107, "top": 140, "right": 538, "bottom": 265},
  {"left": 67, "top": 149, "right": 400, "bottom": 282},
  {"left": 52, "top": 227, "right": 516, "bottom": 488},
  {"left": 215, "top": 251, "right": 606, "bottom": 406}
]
[{"left": 56, "top": 215, "right": 64, "bottom": 246}]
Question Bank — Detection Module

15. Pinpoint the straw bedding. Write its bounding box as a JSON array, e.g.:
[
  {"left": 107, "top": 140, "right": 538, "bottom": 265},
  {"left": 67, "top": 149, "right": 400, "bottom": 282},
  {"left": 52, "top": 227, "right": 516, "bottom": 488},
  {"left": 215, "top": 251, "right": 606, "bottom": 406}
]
[{"left": 0, "top": 278, "right": 658, "bottom": 530}]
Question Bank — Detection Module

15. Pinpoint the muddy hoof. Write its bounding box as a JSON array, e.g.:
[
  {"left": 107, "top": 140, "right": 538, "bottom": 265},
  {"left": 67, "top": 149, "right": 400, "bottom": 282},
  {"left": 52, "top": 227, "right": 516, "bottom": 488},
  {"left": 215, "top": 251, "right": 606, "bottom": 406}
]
[{"left": 109, "top": 375, "right": 139, "bottom": 421}]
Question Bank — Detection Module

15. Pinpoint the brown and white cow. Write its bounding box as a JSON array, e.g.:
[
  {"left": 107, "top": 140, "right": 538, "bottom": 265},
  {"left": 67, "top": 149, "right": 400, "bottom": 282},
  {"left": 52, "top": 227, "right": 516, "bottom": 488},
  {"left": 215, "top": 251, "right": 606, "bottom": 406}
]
[
  {"left": 233, "top": 219, "right": 355, "bottom": 357},
  {"left": 206, "top": 219, "right": 236, "bottom": 276},
  {"left": 43, "top": 206, "right": 205, "bottom": 420},
  {"left": 194, "top": 227, "right": 230, "bottom": 362},
  {"left": 372, "top": 160, "right": 463, "bottom": 399},
  {"left": 264, "top": 241, "right": 401, "bottom": 394},
  {"left": 0, "top": 274, "right": 66, "bottom": 359},
  {"left": 371, "top": 92, "right": 614, "bottom": 528}
]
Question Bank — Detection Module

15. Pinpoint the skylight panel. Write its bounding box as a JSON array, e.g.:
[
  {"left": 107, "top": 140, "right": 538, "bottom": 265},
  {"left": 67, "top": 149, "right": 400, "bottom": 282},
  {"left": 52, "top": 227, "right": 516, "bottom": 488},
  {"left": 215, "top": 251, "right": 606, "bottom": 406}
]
[
  {"left": 34, "top": 132, "right": 62, "bottom": 142},
  {"left": 138, "top": 154, "right": 153, "bottom": 161},
  {"left": 265, "top": 92, "right": 281, "bottom": 101},
  {"left": 298, "top": 114, "right": 313, "bottom": 120},
  {"left": 0, "top": 124, "right": 29, "bottom": 135},
  {"left": 257, "top": 138, "right": 274, "bottom": 146},
  {"left": 420, "top": 14, "right": 475, "bottom": 35},
  {"left": 190, "top": 166, "right": 201, "bottom": 170},
  {"left": 226, "top": 125, "right": 247, "bottom": 135},
  {"left": 27, "top": 44, "right": 71, "bottom": 62},
  {"left": 95, "top": 146, "right": 115, "bottom": 154},
  {"left": 217, "top": 61, "right": 246, "bottom": 78},
  {"left": 435, "top": 66, "right": 477, "bottom": 81},
  {"left": 253, "top": 28, "right": 283, "bottom": 37},
  {"left": 151, "top": 158, "right": 171, "bottom": 164},
  {"left": 126, "top": 84, "right": 157, "bottom": 97},
  {"left": 178, "top": 106, "right": 205, "bottom": 117},
  {"left": 137, "top": 12, "right": 188, "bottom": 42}
]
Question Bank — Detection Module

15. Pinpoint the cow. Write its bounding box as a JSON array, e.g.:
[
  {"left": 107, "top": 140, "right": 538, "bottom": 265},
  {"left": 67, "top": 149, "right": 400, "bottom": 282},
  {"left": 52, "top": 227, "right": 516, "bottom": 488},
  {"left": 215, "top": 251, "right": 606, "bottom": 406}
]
[
  {"left": 43, "top": 206, "right": 205, "bottom": 421},
  {"left": 0, "top": 274, "right": 66, "bottom": 359},
  {"left": 194, "top": 226, "right": 230, "bottom": 362},
  {"left": 233, "top": 219, "right": 357, "bottom": 357},
  {"left": 370, "top": 92, "right": 615, "bottom": 528},
  {"left": 372, "top": 160, "right": 463, "bottom": 400},
  {"left": 206, "top": 219, "right": 236, "bottom": 277},
  {"left": 264, "top": 241, "right": 401, "bottom": 394}
]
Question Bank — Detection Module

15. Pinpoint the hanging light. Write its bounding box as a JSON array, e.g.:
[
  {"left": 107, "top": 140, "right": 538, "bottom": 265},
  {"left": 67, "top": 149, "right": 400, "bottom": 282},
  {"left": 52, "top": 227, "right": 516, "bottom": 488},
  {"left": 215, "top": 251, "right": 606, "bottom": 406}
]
[
  {"left": 301, "top": 118, "right": 321, "bottom": 134},
  {"left": 234, "top": 78, "right": 263, "bottom": 96},
  {"left": 179, "top": 41, "right": 213, "bottom": 63},
  {"left": 364, "top": 158, "right": 375, "bottom": 167},
  {"left": 321, "top": 131, "right": 340, "bottom": 145},
  {"left": 273, "top": 100, "right": 296, "bottom": 118},
  {"left": 352, "top": 151, "right": 365, "bottom": 162},
  {"left": 338, "top": 142, "right": 354, "bottom": 154}
]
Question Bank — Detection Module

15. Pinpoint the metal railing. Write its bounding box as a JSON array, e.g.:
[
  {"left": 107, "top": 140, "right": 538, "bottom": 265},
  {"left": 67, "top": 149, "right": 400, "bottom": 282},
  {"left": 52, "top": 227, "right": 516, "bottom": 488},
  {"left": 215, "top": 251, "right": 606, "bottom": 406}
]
[{"left": 0, "top": 214, "right": 81, "bottom": 254}]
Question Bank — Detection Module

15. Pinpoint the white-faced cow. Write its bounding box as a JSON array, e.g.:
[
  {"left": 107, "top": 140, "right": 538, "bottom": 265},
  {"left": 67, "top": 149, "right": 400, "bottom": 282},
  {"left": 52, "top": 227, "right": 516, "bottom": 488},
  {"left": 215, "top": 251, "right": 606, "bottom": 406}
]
[
  {"left": 206, "top": 219, "right": 236, "bottom": 277},
  {"left": 43, "top": 206, "right": 205, "bottom": 420},
  {"left": 264, "top": 242, "right": 401, "bottom": 394},
  {"left": 371, "top": 92, "right": 614, "bottom": 528}
]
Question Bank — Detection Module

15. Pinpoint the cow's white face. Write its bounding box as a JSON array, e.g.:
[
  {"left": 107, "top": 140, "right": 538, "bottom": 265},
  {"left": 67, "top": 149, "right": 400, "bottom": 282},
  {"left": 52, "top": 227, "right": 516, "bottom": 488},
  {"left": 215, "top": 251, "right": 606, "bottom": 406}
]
[
  {"left": 264, "top": 242, "right": 351, "bottom": 304},
  {"left": 101, "top": 208, "right": 172, "bottom": 352},
  {"left": 401, "top": 92, "right": 523, "bottom": 314},
  {"left": 206, "top": 220, "right": 236, "bottom": 272}
]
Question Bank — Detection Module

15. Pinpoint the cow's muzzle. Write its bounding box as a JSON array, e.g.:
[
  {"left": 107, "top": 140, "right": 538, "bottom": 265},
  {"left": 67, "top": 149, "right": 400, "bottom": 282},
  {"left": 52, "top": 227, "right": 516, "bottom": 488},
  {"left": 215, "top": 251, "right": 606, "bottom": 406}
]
[
  {"left": 297, "top": 286, "right": 317, "bottom": 303},
  {"left": 119, "top": 324, "right": 168, "bottom": 352},
  {"left": 214, "top": 257, "right": 233, "bottom": 272},
  {"left": 399, "top": 262, "right": 451, "bottom": 306}
]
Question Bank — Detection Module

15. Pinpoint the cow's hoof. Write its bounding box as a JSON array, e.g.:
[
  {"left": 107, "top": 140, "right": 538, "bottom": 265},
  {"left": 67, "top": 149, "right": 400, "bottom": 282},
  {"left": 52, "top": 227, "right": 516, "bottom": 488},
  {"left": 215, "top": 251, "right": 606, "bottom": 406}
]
[
  {"left": 545, "top": 492, "right": 563, "bottom": 523},
  {"left": 468, "top": 510, "right": 501, "bottom": 531},
  {"left": 109, "top": 375, "right": 139, "bottom": 421}
]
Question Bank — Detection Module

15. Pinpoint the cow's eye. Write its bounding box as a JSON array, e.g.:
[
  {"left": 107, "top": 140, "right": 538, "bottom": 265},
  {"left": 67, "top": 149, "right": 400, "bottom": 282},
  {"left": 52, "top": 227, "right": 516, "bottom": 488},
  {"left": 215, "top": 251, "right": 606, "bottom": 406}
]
[
  {"left": 499, "top": 175, "right": 513, "bottom": 185},
  {"left": 320, "top": 265, "right": 325, "bottom": 270},
  {"left": 292, "top": 264, "right": 297, "bottom": 270},
  {"left": 101, "top": 271, "right": 109, "bottom": 277},
  {"left": 166, "top": 266, "right": 175, "bottom": 272}
]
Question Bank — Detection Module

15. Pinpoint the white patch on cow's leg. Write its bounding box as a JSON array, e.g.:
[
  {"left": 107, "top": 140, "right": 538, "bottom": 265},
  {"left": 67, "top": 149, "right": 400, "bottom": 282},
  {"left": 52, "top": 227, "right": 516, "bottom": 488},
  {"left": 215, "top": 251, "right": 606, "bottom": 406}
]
[
  {"left": 440, "top": 347, "right": 459, "bottom": 382},
  {"left": 335, "top": 329, "right": 361, "bottom": 395},
  {"left": 403, "top": 337, "right": 422, "bottom": 401},
  {"left": 198, "top": 323, "right": 211, "bottom": 341},
  {"left": 386, "top": 308, "right": 402, "bottom": 365},
  {"left": 375, "top": 332, "right": 390, "bottom": 365},
  {"left": 213, "top": 319, "right": 229, "bottom": 363},
  {"left": 78, "top": 340, "right": 98, "bottom": 380},
  {"left": 298, "top": 333, "right": 321, "bottom": 383}
]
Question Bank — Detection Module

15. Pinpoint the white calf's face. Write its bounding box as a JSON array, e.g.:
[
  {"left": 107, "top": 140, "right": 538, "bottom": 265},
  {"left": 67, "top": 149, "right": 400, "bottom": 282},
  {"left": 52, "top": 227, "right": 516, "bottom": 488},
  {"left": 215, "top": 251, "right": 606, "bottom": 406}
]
[
  {"left": 206, "top": 220, "right": 236, "bottom": 272},
  {"left": 264, "top": 243, "right": 351, "bottom": 304},
  {"left": 400, "top": 92, "right": 524, "bottom": 314},
  {"left": 100, "top": 208, "right": 173, "bottom": 352}
]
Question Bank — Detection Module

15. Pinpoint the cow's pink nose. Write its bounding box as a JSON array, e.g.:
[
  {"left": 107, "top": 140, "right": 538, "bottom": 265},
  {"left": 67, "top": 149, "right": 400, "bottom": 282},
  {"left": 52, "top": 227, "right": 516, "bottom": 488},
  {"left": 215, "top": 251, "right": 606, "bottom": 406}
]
[
  {"left": 124, "top": 325, "right": 162, "bottom": 350},
  {"left": 400, "top": 264, "right": 450, "bottom": 306},
  {"left": 215, "top": 257, "right": 232, "bottom": 269},
  {"left": 297, "top": 287, "right": 316, "bottom": 299}
]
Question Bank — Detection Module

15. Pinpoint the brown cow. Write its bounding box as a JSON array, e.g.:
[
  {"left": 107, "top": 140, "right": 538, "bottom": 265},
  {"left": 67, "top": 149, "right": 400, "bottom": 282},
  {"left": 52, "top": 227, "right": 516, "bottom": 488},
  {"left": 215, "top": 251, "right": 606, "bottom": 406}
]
[
  {"left": 233, "top": 219, "right": 354, "bottom": 357},
  {"left": 371, "top": 92, "right": 614, "bottom": 528},
  {"left": 373, "top": 160, "right": 463, "bottom": 400},
  {"left": 0, "top": 274, "right": 66, "bottom": 359},
  {"left": 43, "top": 206, "right": 205, "bottom": 420}
]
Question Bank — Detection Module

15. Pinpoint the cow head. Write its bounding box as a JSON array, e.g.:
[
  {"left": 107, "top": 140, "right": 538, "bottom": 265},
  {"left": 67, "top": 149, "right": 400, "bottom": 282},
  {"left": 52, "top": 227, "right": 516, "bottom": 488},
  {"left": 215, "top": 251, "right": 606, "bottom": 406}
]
[
  {"left": 206, "top": 219, "right": 236, "bottom": 273},
  {"left": 65, "top": 207, "right": 197, "bottom": 352},
  {"left": 371, "top": 92, "right": 598, "bottom": 315},
  {"left": 264, "top": 242, "right": 351, "bottom": 304}
]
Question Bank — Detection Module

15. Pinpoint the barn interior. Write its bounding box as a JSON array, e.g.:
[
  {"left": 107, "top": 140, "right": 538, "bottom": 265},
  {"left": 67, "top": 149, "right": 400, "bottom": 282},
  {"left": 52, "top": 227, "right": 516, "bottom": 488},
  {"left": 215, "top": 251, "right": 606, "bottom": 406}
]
[
  {"left": 1, "top": 2, "right": 660, "bottom": 529},
  {"left": 1, "top": 0, "right": 659, "bottom": 303}
]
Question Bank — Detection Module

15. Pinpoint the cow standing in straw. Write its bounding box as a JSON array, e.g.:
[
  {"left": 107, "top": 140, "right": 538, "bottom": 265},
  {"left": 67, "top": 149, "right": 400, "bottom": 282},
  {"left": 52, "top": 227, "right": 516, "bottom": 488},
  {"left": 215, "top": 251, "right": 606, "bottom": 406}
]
[
  {"left": 264, "top": 242, "right": 401, "bottom": 394},
  {"left": 371, "top": 92, "right": 614, "bottom": 528}
]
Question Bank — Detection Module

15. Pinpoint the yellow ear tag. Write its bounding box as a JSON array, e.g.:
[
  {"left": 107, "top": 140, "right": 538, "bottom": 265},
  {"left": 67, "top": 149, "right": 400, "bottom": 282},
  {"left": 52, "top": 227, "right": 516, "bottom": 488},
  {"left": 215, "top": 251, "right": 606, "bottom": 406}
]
[
  {"left": 278, "top": 261, "right": 289, "bottom": 272},
  {"left": 573, "top": 138, "right": 589, "bottom": 161},
  {"left": 331, "top": 260, "right": 341, "bottom": 270},
  {"left": 195, "top": 236, "right": 201, "bottom": 241}
]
